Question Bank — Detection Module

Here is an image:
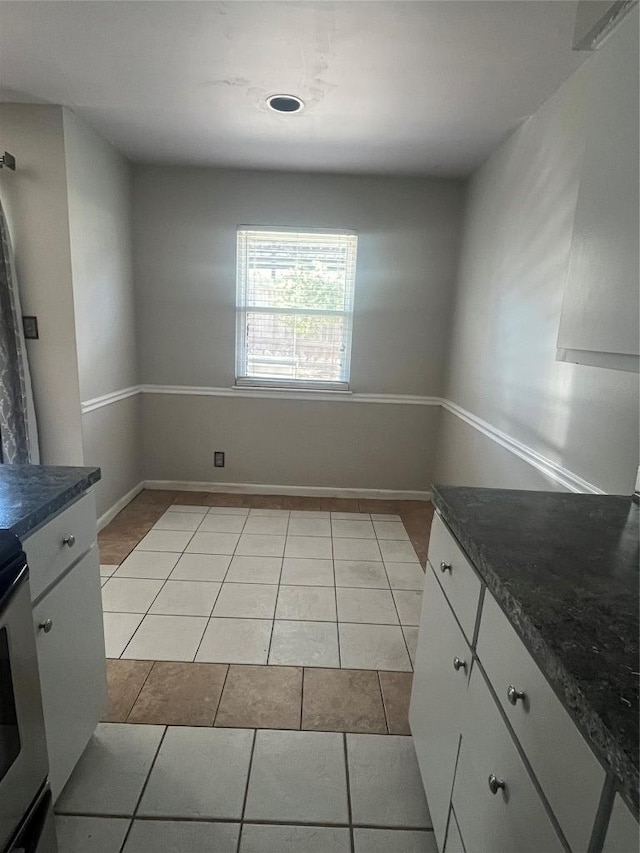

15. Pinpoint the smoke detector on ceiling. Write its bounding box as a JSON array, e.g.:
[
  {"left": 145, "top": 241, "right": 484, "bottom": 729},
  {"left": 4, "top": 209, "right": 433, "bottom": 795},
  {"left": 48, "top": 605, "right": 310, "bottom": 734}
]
[{"left": 267, "top": 94, "right": 305, "bottom": 114}]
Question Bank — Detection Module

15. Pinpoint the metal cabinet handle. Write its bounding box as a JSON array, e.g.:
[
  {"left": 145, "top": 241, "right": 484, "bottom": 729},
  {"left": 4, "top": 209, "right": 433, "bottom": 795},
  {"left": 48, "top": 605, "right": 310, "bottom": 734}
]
[
  {"left": 440, "top": 560, "right": 452, "bottom": 573},
  {"left": 488, "top": 773, "right": 506, "bottom": 795},
  {"left": 62, "top": 534, "right": 76, "bottom": 548},
  {"left": 38, "top": 619, "right": 53, "bottom": 633},
  {"left": 507, "top": 685, "right": 526, "bottom": 705},
  {"left": 453, "top": 656, "right": 466, "bottom": 672}
]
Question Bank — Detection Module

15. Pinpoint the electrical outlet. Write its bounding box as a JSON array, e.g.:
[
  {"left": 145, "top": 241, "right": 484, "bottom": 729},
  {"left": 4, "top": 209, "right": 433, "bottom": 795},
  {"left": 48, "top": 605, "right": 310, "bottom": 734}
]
[{"left": 214, "top": 451, "right": 225, "bottom": 468}]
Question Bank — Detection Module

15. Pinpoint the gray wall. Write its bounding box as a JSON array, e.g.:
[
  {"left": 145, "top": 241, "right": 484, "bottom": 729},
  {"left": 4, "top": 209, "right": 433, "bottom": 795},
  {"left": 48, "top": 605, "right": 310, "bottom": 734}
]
[
  {"left": 133, "top": 168, "right": 465, "bottom": 490},
  {"left": 437, "top": 8, "right": 639, "bottom": 495},
  {"left": 63, "top": 109, "right": 142, "bottom": 517},
  {"left": 0, "top": 104, "right": 84, "bottom": 465}
]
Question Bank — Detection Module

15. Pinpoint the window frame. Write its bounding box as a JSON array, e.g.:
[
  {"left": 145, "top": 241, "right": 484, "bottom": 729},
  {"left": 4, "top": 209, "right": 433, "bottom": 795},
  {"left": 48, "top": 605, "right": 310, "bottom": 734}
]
[{"left": 235, "top": 225, "right": 358, "bottom": 392}]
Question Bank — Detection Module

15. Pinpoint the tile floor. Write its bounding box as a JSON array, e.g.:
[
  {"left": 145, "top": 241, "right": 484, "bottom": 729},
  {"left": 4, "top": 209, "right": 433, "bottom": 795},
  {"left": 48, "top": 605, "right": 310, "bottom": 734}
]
[
  {"left": 55, "top": 723, "right": 437, "bottom": 853},
  {"left": 100, "top": 506, "right": 424, "bottom": 670}
]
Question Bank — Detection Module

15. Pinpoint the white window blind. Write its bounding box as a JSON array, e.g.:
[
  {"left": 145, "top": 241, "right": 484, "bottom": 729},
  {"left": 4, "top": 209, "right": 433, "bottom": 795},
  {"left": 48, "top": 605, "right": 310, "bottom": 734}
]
[{"left": 236, "top": 227, "right": 358, "bottom": 390}]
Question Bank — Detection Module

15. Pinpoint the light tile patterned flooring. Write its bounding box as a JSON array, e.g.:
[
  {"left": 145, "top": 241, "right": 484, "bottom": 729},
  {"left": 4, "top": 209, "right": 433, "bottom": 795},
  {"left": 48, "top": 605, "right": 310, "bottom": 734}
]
[
  {"left": 100, "top": 506, "right": 424, "bottom": 670},
  {"left": 56, "top": 724, "right": 437, "bottom": 853}
]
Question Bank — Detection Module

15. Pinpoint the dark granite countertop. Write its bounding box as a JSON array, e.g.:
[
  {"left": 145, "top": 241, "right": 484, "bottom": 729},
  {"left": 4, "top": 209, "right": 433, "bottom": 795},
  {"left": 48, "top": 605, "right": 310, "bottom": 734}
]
[
  {"left": 432, "top": 485, "right": 639, "bottom": 813},
  {"left": 0, "top": 464, "right": 101, "bottom": 539}
]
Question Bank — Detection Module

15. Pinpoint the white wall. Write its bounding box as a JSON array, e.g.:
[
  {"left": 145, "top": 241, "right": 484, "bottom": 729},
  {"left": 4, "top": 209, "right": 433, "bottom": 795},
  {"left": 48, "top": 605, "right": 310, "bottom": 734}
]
[
  {"left": 133, "top": 167, "right": 465, "bottom": 491},
  {"left": 437, "top": 8, "right": 639, "bottom": 495},
  {"left": 63, "top": 108, "right": 142, "bottom": 517},
  {"left": 0, "top": 103, "right": 84, "bottom": 466}
]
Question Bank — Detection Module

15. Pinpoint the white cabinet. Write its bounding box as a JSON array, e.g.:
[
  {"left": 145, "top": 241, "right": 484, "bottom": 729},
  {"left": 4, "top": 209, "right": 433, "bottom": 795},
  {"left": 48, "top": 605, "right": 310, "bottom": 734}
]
[
  {"left": 444, "top": 809, "right": 465, "bottom": 853},
  {"left": 453, "top": 666, "right": 565, "bottom": 853},
  {"left": 410, "top": 564, "right": 470, "bottom": 850},
  {"left": 33, "top": 548, "right": 106, "bottom": 799},
  {"left": 602, "top": 795, "right": 639, "bottom": 853}
]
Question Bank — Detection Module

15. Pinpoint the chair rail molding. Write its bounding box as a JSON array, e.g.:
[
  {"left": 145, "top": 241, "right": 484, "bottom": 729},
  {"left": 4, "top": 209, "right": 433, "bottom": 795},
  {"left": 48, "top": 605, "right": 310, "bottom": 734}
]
[{"left": 81, "top": 384, "right": 606, "bottom": 496}]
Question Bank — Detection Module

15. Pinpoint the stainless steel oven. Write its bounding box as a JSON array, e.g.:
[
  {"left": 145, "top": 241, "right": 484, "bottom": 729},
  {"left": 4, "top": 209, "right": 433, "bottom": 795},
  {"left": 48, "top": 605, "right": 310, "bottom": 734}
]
[{"left": 0, "top": 530, "right": 56, "bottom": 853}]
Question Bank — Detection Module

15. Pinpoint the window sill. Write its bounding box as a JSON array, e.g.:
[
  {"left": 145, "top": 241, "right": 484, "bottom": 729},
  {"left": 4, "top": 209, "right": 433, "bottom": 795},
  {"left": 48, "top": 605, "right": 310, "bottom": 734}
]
[{"left": 231, "top": 384, "right": 353, "bottom": 398}]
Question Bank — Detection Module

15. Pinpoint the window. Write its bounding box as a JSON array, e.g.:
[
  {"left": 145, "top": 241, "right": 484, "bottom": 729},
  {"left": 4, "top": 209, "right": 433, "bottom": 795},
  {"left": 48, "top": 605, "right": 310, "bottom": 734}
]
[{"left": 235, "top": 227, "right": 358, "bottom": 390}]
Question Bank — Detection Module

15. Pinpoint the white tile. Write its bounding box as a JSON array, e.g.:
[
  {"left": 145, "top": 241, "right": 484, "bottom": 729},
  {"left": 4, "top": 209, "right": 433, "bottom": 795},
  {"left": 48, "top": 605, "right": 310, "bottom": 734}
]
[
  {"left": 195, "top": 618, "right": 273, "bottom": 664},
  {"left": 240, "top": 824, "right": 350, "bottom": 853},
  {"left": 280, "top": 558, "right": 334, "bottom": 586},
  {"left": 249, "top": 508, "right": 289, "bottom": 516},
  {"left": 287, "top": 517, "right": 332, "bottom": 537},
  {"left": 100, "top": 564, "right": 118, "bottom": 577},
  {"left": 347, "top": 734, "right": 431, "bottom": 828},
  {"left": 384, "top": 562, "right": 425, "bottom": 590},
  {"left": 331, "top": 512, "right": 371, "bottom": 520},
  {"left": 197, "top": 513, "right": 247, "bottom": 533},
  {"left": 101, "top": 578, "right": 164, "bottom": 614},
  {"left": 373, "top": 521, "right": 410, "bottom": 540},
  {"left": 339, "top": 624, "right": 412, "bottom": 671},
  {"left": 244, "top": 730, "right": 348, "bottom": 823},
  {"left": 378, "top": 540, "right": 419, "bottom": 563},
  {"left": 335, "top": 561, "right": 389, "bottom": 589},
  {"left": 149, "top": 580, "right": 221, "bottom": 617},
  {"left": 225, "top": 556, "right": 282, "bottom": 584},
  {"left": 115, "top": 551, "right": 180, "bottom": 579},
  {"left": 276, "top": 586, "right": 337, "bottom": 621},
  {"left": 236, "top": 534, "right": 286, "bottom": 558},
  {"left": 269, "top": 620, "right": 339, "bottom": 667},
  {"left": 333, "top": 538, "right": 382, "bottom": 562},
  {"left": 336, "top": 588, "right": 399, "bottom": 625},
  {"left": 122, "top": 615, "right": 207, "bottom": 661},
  {"left": 393, "top": 590, "right": 422, "bottom": 625},
  {"left": 403, "top": 627, "right": 419, "bottom": 666},
  {"left": 212, "top": 583, "right": 277, "bottom": 619},
  {"left": 332, "top": 519, "right": 376, "bottom": 539},
  {"left": 170, "top": 553, "right": 231, "bottom": 582},
  {"left": 284, "top": 536, "right": 332, "bottom": 560},
  {"left": 138, "top": 727, "right": 254, "bottom": 819},
  {"left": 135, "top": 530, "right": 193, "bottom": 553},
  {"left": 370, "top": 514, "right": 402, "bottom": 522},
  {"left": 56, "top": 723, "right": 164, "bottom": 816},
  {"left": 353, "top": 829, "right": 438, "bottom": 853},
  {"left": 101, "top": 577, "right": 109, "bottom": 587},
  {"left": 186, "top": 531, "right": 240, "bottom": 555},
  {"left": 124, "top": 820, "right": 240, "bottom": 853},
  {"left": 102, "top": 612, "right": 143, "bottom": 658},
  {"left": 55, "top": 816, "right": 131, "bottom": 853},
  {"left": 170, "top": 504, "right": 210, "bottom": 513},
  {"left": 243, "top": 515, "right": 289, "bottom": 535},
  {"left": 290, "top": 510, "right": 330, "bottom": 518},
  {"left": 208, "top": 506, "right": 250, "bottom": 515},
  {"left": 153, "top": 512, "right": 204, "bottom": 531}
]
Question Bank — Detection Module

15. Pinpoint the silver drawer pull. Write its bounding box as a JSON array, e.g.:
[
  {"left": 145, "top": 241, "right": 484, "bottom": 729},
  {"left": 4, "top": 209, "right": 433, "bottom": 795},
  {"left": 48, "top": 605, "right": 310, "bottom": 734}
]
[
  {"left": 440, "top": 560, "right": 452, "bottom": 573},
  {"left": 38, "top": 619, "right": 53, "bottom": 633},
  {"left": 507, "top": 685, "right": 526, "bottom": 705},
  {"left": 453, "top": 656, "right": 466, "bottom": 672},
  {"left": 488, "top": 773, "right": 506, "bottom": 795},
  {"left": 62, "top": 534, "right": 76, "bottom": 548}
]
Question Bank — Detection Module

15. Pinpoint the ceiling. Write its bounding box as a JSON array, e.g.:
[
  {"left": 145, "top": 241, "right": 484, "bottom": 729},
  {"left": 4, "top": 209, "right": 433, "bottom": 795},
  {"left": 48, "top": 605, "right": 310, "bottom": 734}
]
[{"left": 0, "top": 1, "right": 587, "bottom": 176}]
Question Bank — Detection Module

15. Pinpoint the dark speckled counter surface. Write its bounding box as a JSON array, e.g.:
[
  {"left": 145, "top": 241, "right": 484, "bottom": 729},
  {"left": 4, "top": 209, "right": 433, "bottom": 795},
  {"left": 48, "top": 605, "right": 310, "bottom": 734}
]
[
  {"left": 432, "top": 485, "right": 639, "bottom": 813},
  {"left": 0, "top": 464, "right": 101, "bottom": 539}
]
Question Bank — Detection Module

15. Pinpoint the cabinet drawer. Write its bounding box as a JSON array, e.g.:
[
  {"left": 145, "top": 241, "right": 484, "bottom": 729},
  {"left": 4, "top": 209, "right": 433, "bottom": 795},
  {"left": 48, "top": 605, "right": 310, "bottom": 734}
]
[
  {"left": 33, "top": 547, "right": 106, "bottom": 799},
  {"left": 453, "top": 666, "right": 565, "bottom": 853},
  {"left": 409, "top": 564, "right": 470, "bottom": 851},
  {"left": 477, "top": 592, "right": 605, "bottom": 853},
  {"left": 25, "top": 491, "right": 97, "bottom": 602},
  {"left": 427, "top": 514, "right": 481, "bottom": 642},
  {"left": 602, "top": 794, "right": 639, "bottom": 853}
]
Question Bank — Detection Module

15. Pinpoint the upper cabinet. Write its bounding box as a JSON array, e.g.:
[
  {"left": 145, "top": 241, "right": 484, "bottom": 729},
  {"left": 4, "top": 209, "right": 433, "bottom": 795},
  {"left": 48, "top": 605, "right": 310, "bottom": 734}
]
[{"left": 557, "top": 6, "right": 639, "bottom": 372}]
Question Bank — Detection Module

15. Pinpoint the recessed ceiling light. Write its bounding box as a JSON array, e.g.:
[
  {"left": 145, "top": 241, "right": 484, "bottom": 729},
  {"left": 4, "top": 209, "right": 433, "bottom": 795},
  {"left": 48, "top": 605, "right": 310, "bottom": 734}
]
[{"left": 267, "top": 94, "right": 304, "bottom": 114}]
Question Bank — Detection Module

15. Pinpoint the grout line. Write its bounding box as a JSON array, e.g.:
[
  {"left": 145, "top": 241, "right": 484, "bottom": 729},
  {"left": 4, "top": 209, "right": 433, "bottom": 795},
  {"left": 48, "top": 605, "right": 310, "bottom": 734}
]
[
  {"left": 116, "top": 818, "right": 133, "bottom": 853},
  {"left": 123, "top": 661, "right": 155, "bottom": 723},
  {"left": 342, "top": 732, "right": 355, "bottom": 853},
  {"left": 210, "top": 664, "right": 231, "bottom": 727},
  {"left": 237, "top": 729, "right": 258, "bottom": 852},
  {"left": 376, "top": 671, "right": 390, "bottom": 735},
  {"left": 115, "top": 725, "right": 168, "bottom": 849}
]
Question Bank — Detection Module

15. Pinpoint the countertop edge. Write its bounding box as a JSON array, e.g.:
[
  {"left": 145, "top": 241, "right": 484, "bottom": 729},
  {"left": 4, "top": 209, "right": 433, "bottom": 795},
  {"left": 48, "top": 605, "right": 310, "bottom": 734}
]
[
  {"left": 9, "top": 467, "right": 101, "bottom": 539},
  {"left": 432, "top": 488, "right": 640, "bottom": 815}
]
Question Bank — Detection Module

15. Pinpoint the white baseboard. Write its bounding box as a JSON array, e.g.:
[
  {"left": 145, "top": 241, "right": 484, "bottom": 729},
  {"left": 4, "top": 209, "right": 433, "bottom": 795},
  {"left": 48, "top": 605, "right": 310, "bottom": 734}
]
[
  {"left": 97, "top": 481, "right": 146, "bottom": 531},
  {"left": 144, "top": 480, "right": 432, "bottom": 501}
]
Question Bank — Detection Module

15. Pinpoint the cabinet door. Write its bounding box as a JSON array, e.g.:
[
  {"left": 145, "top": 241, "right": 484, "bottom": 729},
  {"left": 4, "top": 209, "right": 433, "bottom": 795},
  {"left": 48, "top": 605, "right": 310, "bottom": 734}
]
[
  {"left": 452, "top": 667, "right": 565, "bottom": 853},
  {"left": 602, "top": 794, "right": 639, "bottom": 853},
  {"left": 409, "top": 564, "right": 470, "bottom": 850},
  {"left": 33, "top": 549, "right": 107, "bottom": 799},
  {"left": 444, "top": 808, "right": 465, "bottom": 853}
]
